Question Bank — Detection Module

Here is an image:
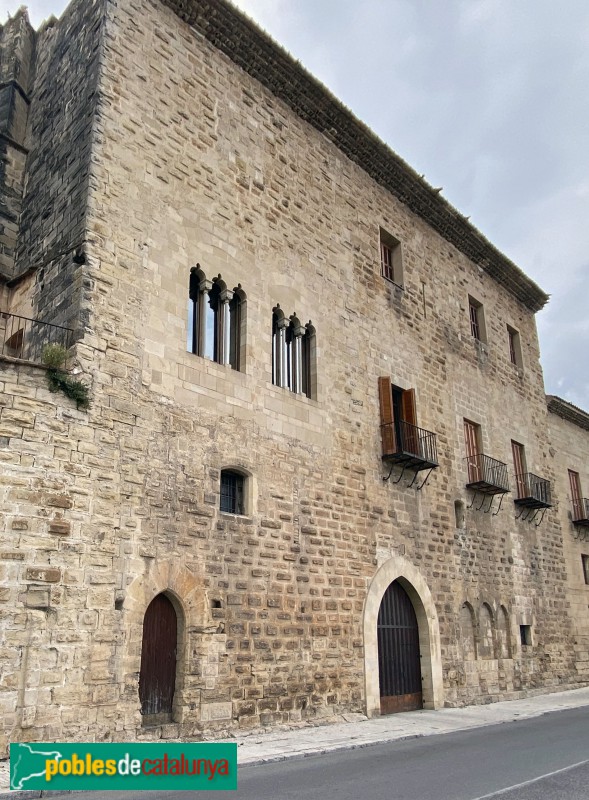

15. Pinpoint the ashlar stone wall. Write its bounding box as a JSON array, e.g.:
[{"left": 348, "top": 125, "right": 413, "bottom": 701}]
[{"left": 0, "top": 0, "right": 582, "bottom": 752}]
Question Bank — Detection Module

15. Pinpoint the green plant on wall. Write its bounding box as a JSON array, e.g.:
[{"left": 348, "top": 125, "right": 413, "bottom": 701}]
[{"left": 42, "top": 344, "right": 90, "bottom": 410}]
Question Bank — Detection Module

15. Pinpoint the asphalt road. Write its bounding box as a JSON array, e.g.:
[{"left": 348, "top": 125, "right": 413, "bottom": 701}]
[{"left": 44, "top": 705, "right": 589, "bottom": 800}]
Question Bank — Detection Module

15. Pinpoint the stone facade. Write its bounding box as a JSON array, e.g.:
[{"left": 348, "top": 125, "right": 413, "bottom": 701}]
[
  {"left": 0, "top": 0, "right": 587, "bottom": 754},
  {"left": 547, "top": 397, "right": 589, "bottom": 683}
]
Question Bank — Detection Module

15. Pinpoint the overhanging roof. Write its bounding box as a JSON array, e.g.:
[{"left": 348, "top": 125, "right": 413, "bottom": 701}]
[
  {"left": 547, "top": 396, "right": 589, "bottom": 432},
  {"left": 163, "top": 0, "right": 549, "bottom": 313}
]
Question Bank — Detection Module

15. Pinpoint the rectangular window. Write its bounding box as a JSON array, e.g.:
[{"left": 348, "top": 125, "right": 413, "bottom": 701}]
[
  {"left": 379, "top": 228, "right": 403, "bottom": 286},
  {"left": 507, "top": 325, "right": 522, "bottom": 367},
  {"left": 468, "top": 296, "right": 486, "bottom": 342},
  {"left": 582, "top": 555, "right": 589, "bottom": 585},
  {"left": 220, "top": 471, "right": 244, "bottom": 515},
  {"left": 520, "top": 625, "right": 532, "bottom": 647},
  {"left": 464, "top": 419, "right": 482, "bottom": 483},
  {"left": 569, "top": 470, "right": 583, "bottom": 521},
  {"left": 512, "top": 440, "right": 527, "bottom": 499}
]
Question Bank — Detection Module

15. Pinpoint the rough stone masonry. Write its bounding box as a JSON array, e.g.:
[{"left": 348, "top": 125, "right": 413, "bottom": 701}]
[{"left": 0, "top": 0, "right": 588, "bottom": 755}]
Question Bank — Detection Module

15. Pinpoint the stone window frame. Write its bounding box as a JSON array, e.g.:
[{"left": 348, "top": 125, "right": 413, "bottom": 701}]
[{"left": 187, "top": 264, "right": 246, "bottom": 371}]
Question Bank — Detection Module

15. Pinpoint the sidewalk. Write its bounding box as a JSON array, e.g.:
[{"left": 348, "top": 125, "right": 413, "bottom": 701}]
[
  {"left": 2, "top": 686, "right": 589, "bottom": 796},
  {"left": 236, "top": 685, "right": 589, "bottom": 765}
]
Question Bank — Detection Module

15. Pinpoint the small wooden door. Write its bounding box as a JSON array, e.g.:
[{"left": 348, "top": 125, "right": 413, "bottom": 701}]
[
  {"left": 464, "top": 420, "right": 481, "bottom": 483},
  {"left": 139, "top": 594, "right": 178, "bottom": 717},
  {"left": 378, "top": 581, "right": 422, "bottom": 714},
  {"left": 512, "top": 441, "right": 527, "bottom": 499}
]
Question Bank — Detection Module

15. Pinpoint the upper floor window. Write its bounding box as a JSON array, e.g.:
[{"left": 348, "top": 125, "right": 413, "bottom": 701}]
[
  {"left": 271, "top": 306, "right": 316, "bottom": 399},
  {"left": 187, "top": 265, "right": 245, "bottom": 371},
  {"left": 507, "top": 325, "right": 522, "bottom": 367},
  {"left": 378, "top": 378, "right": 438, "bottom": 470},
  {"left": 379, "top": 228, "right": 403, "bottom": 286},
  {"left": 220, "top": 469, "right": 245, "bottom": 515},
  {"left": 468, "top": 295, "right": 486, "bottom": 342}
]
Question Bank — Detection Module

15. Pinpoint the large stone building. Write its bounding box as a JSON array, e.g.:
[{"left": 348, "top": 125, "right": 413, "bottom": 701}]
[{"left": 1, "top": 0, "right": 588, "bottom": 753}]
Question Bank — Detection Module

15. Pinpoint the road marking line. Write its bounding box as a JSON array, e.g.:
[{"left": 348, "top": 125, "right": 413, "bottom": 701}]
[{"left": 471, "top": 758, "right": 589, "bottom": 800}]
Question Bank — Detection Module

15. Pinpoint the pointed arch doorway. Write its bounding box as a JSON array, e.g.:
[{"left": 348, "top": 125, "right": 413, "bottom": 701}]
[
  {"left": 363, "top": 555, "right": 443, "bottom": 716},
  {"left": 139, "top": 593, "right": 178, "bottom": 721},
  {"left": 377, "top": 580, "right": 422, "bottom": 713}
]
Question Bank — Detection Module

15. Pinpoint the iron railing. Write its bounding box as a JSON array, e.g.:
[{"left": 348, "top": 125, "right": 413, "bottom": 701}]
[
  {"left": 465, "top": 453, "right": 509, "bottom": 493},
  {"left": 572, "top": 498, "right": 589, "bottom": 525},
  {"left": 514, "top": 472, "right": 552, "bottom": 508},
  {"left": 381, "top": 419, "right": 438, "bottom": 466},
  {"left": 0, "top": 311, "right": 73, "bottom": 367}
]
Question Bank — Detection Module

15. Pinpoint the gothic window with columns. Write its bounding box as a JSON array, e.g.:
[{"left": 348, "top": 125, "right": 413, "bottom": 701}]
[
  {"left": 272, "top": 306, "right": 316, "bottom": 399},
  {"left": 187, "top": 265, "right": 245, "bottom": 371}
]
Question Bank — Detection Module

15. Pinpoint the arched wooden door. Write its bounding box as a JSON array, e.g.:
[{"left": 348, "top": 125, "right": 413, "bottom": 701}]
[
  {"left": 377, "top": 580, "right": 422, "bottom": 714},
  {"left": 139, "top": 594, "right": 178, "bottom": 718}
]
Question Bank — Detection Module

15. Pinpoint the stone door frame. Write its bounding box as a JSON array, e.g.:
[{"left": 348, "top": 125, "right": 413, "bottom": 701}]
[{"left": 363, "top": 555, "right": 444, "bottom": 715}]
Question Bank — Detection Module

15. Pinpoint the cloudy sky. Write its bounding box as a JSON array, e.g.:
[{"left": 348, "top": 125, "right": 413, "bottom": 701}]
[{"left": 4, "top": 0, "right": 589, "bottom": 409}]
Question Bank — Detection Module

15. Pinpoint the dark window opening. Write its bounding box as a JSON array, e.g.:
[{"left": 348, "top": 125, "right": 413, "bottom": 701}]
[
  {"left": 220, "top": 470, "right": 245, "bottom": 515},
  {"left": 520, "top": 625, "right": 532, "bottom": 647},
  {"left": 454, "top": 500, "right": 465, "bottom": 528},
  {"left": 582, "top": 555, "right": 589, "bottom": 586}
]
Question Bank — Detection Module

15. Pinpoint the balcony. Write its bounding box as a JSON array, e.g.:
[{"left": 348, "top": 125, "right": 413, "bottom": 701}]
[
  {"left": 572, "top": 498, "right": 589, "bottom": 527},
  {"left": 465, "top": 453, "right": 510, "bottom": 495},
  {"left": 514, "top": 473, "right": 552, "bottom": 509},
  {"left": 381, "top": 419, "right": 438, "bottom": 472},
  {"left": 0, "top": 311, "right": 73, "bottom": 367}
]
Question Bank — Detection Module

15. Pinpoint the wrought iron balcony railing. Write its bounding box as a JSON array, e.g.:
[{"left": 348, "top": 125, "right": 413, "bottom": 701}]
[
  {"left": 513, "top": 472, "right": 552, "bottom": 509},
  {"left": 0, "top": 311, "right": 73, "bottom": 367},
  {"left": 381, "top": 419, "right": 438, "bottom": 472},
  {"left": 465, "top": 453, "right": 510, "bottom": 495},
  {"left": 572, "top": 498, "right": 589, "bottom": 527}
]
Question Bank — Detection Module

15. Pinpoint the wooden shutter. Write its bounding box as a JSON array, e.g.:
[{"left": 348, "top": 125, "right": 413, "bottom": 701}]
[
  {"left": 401, "top": 389, "right": 418, "bottom": 455},
  {"left": 511, "top": 441, "right": 526, "bottom": 498},
  {"left": 401, "top": 389, "right": 417, "bottom": 427},
  {"left": 464, "top": 420, "right": 481, "bottom": 482},
  {"left": 378, "top": 377, "right": 397, "bottom": 455},
  {"left": 569, "top": 470, "right": 582, "bottom": 520}
]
